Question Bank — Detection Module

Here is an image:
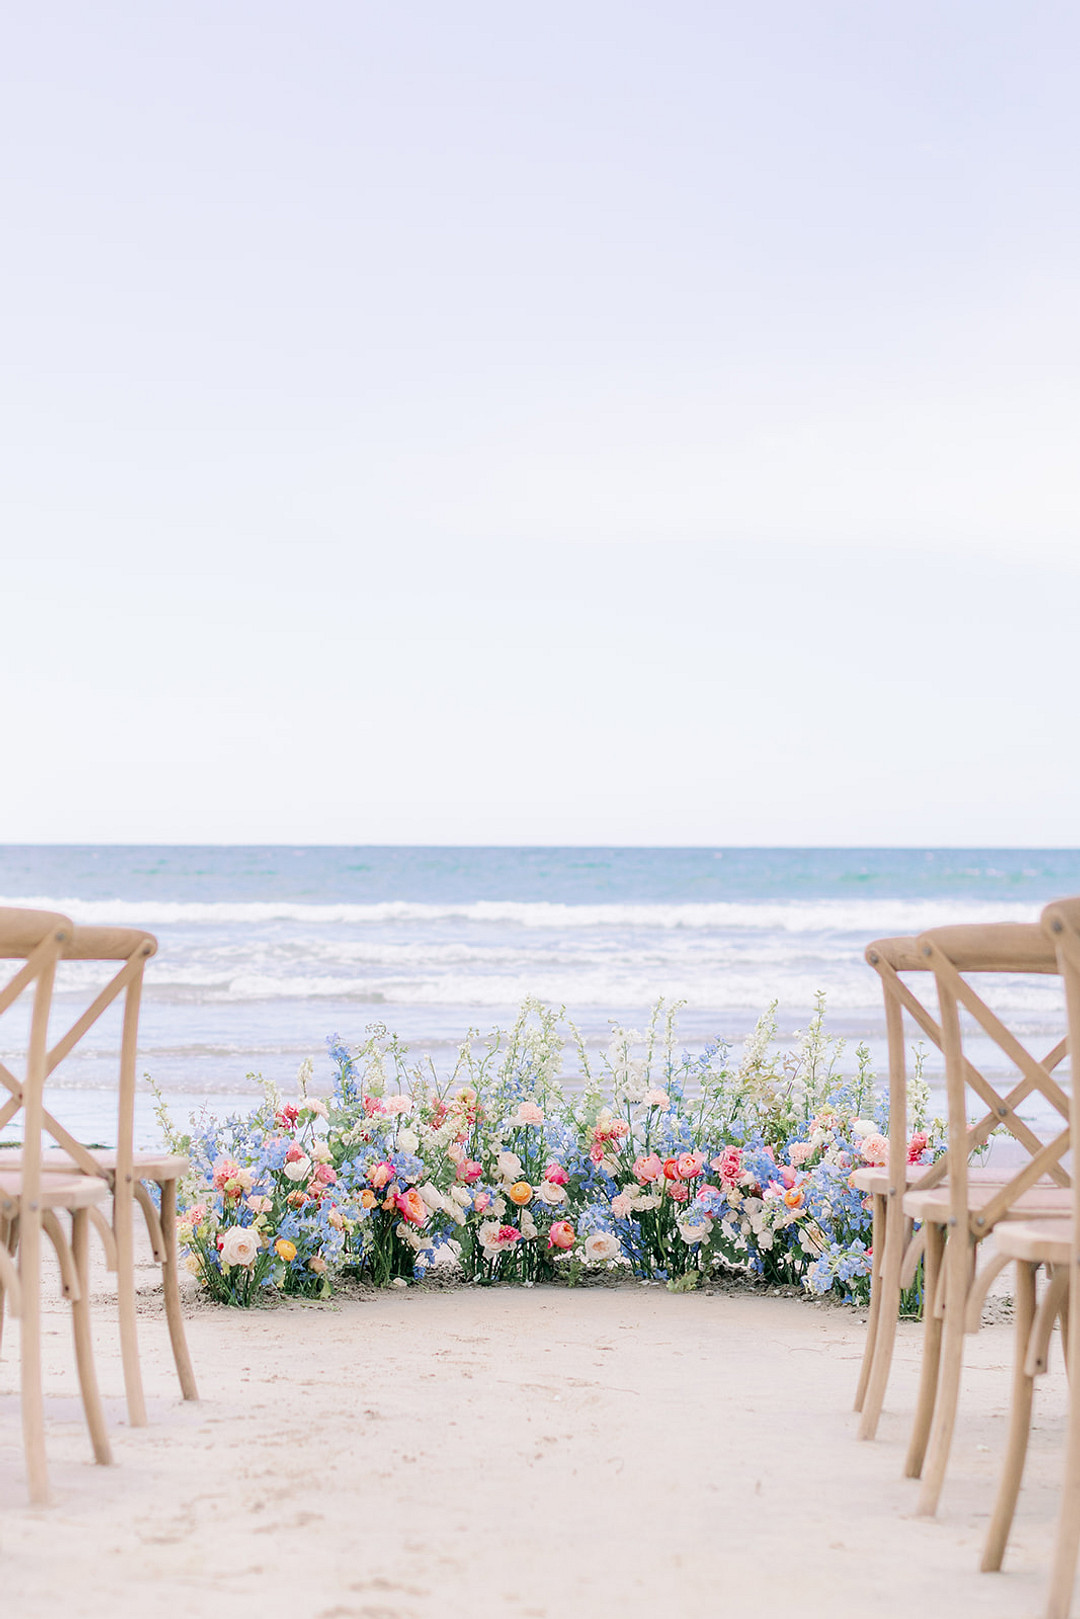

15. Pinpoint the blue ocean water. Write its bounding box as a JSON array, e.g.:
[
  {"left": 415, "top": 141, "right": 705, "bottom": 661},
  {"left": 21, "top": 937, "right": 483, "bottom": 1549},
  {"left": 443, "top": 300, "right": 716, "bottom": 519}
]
[{"left": 0, "top": 845, "right": 1076, "bottom": 1145}]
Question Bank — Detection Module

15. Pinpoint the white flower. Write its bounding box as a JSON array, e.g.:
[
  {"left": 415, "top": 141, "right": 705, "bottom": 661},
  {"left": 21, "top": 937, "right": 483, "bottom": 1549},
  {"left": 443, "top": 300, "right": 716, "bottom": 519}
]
[
  {"left": 219, "top": 1226, "right": 260, "bottom": 1268},
  {"left": 677, "top": 1216, "right": 713, "bottom": 1245},
  {"left": 584, "top": 1232, "right": 620, "bottom": 1264},
  {"left": 643, "top": 1088, "right": 670, "bottom": 1109},
  {"left": 851, "top": 1119, "right": 876, "bottom": 1138},
  {"left": 535, "top": 1180, "right": 567, "bottom": 1206},
  {"left": 311, "top": 1141, "right": 334, "bottom": 1163},
  {"left": 496, "top": 1151, "right": 522, "bottom": 1181},
  {"left": 304, "top": 1096, "right": 329, "bottom": 1120},
  {"left": 635, "top": 1194, "right": 661, "bottom": 1212},
  {"left": 449, "top": 1184, "right": 470, "bottom": 1207},
  {"left": 283, "top": 1155, "right": 311, "bottom": 1183},
  {"left": 397, "top": 1126, "right": 419, "bottom": 1154},
  {"left": 519, "top": 1209, "right": 537, "bottom": 1240}
]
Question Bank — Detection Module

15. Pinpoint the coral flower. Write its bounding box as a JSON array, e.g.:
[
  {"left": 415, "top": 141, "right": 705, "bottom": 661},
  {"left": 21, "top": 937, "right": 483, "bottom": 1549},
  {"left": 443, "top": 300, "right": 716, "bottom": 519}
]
[
  {"left": 548, "top": 1220, "right": 575, "bottom": 1249},
  {"left": 395, "top": 1188, "right": 426, "bottom": 1226},
  {"left": 663, "top": 1157, "right": 680, "bottom": 1181},
  {"left": 275, "top": 1238, "right": 297, "bottom": 1262},
  {"left": 508, "top": 1181, "right": 533, "bottom": 1206}
]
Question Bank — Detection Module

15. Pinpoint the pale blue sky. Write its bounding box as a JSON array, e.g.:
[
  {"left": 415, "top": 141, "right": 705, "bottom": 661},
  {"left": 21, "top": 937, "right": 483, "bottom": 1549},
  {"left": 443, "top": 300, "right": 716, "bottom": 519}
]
[{"left": 3, "top": 3, "right": 1078, "bottom": 844}]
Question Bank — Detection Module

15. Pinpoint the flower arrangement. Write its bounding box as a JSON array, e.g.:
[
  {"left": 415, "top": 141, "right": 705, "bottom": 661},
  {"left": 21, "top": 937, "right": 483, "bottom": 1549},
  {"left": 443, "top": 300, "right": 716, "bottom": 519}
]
[{"left": 159, "top": 996, "right": 943, "bottom": 1307}]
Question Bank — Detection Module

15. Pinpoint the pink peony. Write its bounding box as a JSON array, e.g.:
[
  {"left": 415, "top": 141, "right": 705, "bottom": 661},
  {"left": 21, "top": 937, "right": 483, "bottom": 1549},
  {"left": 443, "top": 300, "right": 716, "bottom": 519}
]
[{"left": 633, "top": 1154, "right": 663, "bottom": 1184}]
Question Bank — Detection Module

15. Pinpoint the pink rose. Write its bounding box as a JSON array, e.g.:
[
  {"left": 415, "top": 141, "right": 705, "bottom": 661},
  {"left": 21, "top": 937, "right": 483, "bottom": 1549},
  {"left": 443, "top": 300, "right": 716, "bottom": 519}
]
[
  {"left": 779, "top": 1165, "right": 796, "bottom": 1189},
  {"left": 512, "top": 1102, "right": 545, "bottom": 1126},
  {"left": 473, "top": 1191, "right": 493, "bottom": 1213},
  {"left": 907, "top": 1131, "right": 929, "bottom": 1163},
  {"left": 859, "top": 1133, "right": 889, "bottom": 1167},
  {"left": 313, "top": 1163, "right": 337, "bottom": 1186},
  {"left": 676, "top": 1152, "right": 704, "bottom": 1181},
  {"left": 633, "top": 1154, "right": 663, "bottom": 1184},
  {"left": 712, "top": 1147, "right": 743, "bottom": 1190},
  {"left": 456, "top": 1159, "right": 483, "bottom": 1183},
  {"left": 544, "top": 1162, "right": 570, "bottom": 1186},
  {"left": 548, "top": 1220, "right": 575, "bottom": 1250}
]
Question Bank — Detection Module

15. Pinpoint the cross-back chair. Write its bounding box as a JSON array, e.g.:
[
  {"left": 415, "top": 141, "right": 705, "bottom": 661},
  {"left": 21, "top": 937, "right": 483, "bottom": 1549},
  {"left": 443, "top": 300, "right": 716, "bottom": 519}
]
[
  {"left": 0, "top": 921, "right": 198, "bottom": 1425},
  {"left": 0, "top": 906, "right": 114, "bottom": 1503},
  {"left": 854, "top": 933, "right": 1069, "bottom": 1449},
  {"left": 972, "top": 897, "right": 1080, "bottom": 1614},
  {"left": 911, "top": 920, "right": 1071, "bottom": 1518}
]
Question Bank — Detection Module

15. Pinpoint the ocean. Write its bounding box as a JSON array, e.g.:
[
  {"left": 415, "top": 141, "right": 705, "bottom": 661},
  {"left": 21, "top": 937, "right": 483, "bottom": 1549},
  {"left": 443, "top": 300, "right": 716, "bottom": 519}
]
[{"left": 1, "top": 845, "right": 1077, "bottom": 1146}]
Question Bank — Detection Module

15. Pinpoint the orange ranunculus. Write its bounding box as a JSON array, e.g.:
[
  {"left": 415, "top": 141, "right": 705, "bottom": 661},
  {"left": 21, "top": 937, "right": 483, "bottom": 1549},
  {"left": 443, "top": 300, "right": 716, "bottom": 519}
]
[
  {"left": 508, "top": 1180, "right": 533, "bottom": 1206},
  {"left": 361, "top": 1189, "right": 377, "bottom": 1209},
  {"left": 275, "top": 1238, "right": 297, "bottom": 1262},
  {"left": 783, "top": 1187, "right": 804, "bottom": 1209}
]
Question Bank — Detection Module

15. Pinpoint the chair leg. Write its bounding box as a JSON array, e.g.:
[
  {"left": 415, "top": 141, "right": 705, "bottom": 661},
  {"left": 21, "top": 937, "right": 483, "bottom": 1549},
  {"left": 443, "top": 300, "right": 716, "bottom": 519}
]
[
  {"left": 982, "top": 1259, "right": 1038, "bottom": 1571},
  {"left": 19, "top": 1209, "right": 48, "bottom": 1506},
  {"left": 906, "top": 1220, "right": 945, "bottom": 1478},
  {"left": 0, "top": 1213, "right": 13, "bottom": 1361},
  {"left": 113, "top": 1185, "right": 147, "bottom": 1427},
  {"left": 854, "top": 1192, "right": 886, "bottom": 1413},
  {"left": 69, "top": 1209, "right": 113, "bottom": 1466},
  {"left": 158, "top": 1180, "right": 198, "bottom": 1402},
  {"left": 859, "top": 1193, "right": 905, "bottom": 1439},
  {"left": 916, "top": 1226, "right": 973, "bottom": 1515},
  {"left": 1047, "top": 1294, "right": 1080, "bottom": 1619}
]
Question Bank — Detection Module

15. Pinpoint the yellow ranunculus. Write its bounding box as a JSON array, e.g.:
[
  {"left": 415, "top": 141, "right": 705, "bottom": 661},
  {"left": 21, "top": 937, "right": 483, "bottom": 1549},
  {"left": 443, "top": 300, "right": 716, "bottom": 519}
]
[{"left": 274, "top": 1238, "right": 297, "bottom": 1262}]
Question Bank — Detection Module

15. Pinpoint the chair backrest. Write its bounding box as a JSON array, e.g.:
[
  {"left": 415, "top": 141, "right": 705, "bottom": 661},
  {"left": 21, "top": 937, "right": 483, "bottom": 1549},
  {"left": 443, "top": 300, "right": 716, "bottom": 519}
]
[
  {"left": 1042, "top": 897, "right": 1080, "bottom": 1228},
  {"left": 0, "top": 921, "right": 157, "bottom": 1180},
  {"left": 916, "top": 921, "right": 1067, "bottom": 1239},
  {"left": 0, "top": 905, "right": 74, "bottom": 1203}
]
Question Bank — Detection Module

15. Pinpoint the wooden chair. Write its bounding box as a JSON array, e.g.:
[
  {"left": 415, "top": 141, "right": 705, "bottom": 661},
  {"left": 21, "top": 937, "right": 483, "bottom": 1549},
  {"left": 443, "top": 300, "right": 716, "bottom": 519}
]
[
  {"left": 853, "top": 935, "right": 1063, "bottom": 1443},
  {"left": 0, "top": 921, "right": 198, "bottom": 1425},
  {"left": 910, "top": 920, "right": 1071, "bottom": 1518},
  {"left": 976, "top": 896, "right": 1080, "bottom": 1615},
  {"left": 0, "top": 906, "right": 114, "bottom": 1503}
]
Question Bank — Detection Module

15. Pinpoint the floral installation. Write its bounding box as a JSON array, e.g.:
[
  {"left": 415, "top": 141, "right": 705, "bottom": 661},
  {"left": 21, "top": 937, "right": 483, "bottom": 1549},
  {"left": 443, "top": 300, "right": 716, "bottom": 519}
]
[{"left": 158, "top": 996, "right": 944, "bottom": 1307}]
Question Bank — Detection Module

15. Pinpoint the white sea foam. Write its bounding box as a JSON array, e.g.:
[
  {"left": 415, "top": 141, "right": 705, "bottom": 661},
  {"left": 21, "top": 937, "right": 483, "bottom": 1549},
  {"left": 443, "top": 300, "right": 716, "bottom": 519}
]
[{"left": 0, "top": 894, "right": 1043, "bottom": 932}]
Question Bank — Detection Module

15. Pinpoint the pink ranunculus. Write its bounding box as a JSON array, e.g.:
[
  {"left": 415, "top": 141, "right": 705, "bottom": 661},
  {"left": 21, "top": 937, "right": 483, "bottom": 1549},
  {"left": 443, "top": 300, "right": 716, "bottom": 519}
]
[
  {"left": 676, "top": 1152, "right": 705, "bottom": 1181},
  {"left": 666, "top": 1179, "right": 690, "bottom": 1203},
  {"left": 544, "top": 1162, "right": 570, "bottom": 1186},
  {"left": 859, "top": 1133, "right": 889, "bottom": 1167},
  {"left": 368, "top": 1161, "right": 394, "bottom": 1189},
  {"left": 907, "top": 1131, "right": 929, "bottom": 1163},
  {"left": 548, "top": 1220, "right": 575, "bottom": 1250},
  {"left": 713, "top": 1147, "right": 743, "bottom": 1190},
  {"left": 457, "top": 1159, "right": 483, "bottom": 1183},
  {"left": 212, "top": 1156, "right": 241, "bottom": 1191},
  {"left": 633, "top": 1153, "right": 663, "bottom": 1184}
]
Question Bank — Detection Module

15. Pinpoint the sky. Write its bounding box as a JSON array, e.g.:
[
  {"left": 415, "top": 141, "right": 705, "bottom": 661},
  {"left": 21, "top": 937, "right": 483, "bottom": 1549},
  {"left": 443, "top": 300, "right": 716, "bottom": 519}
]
[{"left": 2, "top": 1, "right": 1078, "bottom": 845}]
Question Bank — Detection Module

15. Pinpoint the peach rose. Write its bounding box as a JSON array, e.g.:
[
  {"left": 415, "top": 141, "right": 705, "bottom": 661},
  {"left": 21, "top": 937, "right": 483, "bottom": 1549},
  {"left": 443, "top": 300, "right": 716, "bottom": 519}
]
[
  {"left": 584, "top": 1231, "right": 620, "bottom": 1264},
  {"left": 633, "top": 1154, "right": 663, "bottom": 1184},
  {"left": 676, "top": 1152, "right": 705, "bottom": 1180},
  {"left": 548, "top": 1220, "right": 575, "bottom": 1250}
]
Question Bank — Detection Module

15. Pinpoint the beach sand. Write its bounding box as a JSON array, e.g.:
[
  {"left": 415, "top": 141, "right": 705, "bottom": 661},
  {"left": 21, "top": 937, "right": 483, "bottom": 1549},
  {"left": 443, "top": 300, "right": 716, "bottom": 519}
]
[{"left": 0, "top": 1246, "right": 1066, "bottom": 1619}]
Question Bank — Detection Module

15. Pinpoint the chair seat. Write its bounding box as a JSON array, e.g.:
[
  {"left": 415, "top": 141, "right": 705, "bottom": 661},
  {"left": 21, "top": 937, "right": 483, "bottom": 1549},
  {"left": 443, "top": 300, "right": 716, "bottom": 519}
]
[
  {"left": 992, "top": 1217, "right": 1073, "bottom": 1266},
  {"left": 0, "top": 1170, "right": 111, "bottom": 1213},
  {"left": 852, "top": 1163, "right": 1018, "bottom": 1197},
  {"left": 0, "top": 1146, "right": 188, "bottom": 1180},
  {"left": 903, "top": 1178, "right": 1072, "bottom": 1223}
]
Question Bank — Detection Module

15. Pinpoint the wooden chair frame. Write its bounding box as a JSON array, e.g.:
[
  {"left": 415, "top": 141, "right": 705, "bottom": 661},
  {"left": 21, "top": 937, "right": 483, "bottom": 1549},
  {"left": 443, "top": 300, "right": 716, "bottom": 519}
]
[
  {"left": 0, "top": 923, "right": 197, "bottom": 1425},
  {"left": 914, "top": 921, "right": 1069, "bottom": 1517},
  {"left": 0, "top": 907, "right": 114, "bottom": 1503}
]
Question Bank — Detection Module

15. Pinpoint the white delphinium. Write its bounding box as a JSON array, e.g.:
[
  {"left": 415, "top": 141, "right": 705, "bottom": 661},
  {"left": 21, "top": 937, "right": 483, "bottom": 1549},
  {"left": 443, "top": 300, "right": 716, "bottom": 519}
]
[{"left": 607, "top": 1026, "right": 648, "bottom": 1104}]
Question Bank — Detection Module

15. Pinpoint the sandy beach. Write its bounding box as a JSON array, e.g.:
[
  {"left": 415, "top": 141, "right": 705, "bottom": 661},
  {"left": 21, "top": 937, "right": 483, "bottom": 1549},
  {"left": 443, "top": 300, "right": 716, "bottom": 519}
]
[{"left": 0, "top": 1242, "right": 1066, "bottom": 1619}]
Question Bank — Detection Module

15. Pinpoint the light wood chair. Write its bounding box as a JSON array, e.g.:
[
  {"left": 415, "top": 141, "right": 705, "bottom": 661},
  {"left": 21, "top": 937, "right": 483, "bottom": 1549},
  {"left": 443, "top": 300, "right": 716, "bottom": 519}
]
[
  {"left": 0, "top": 906, "right": 115, "bottom": 1503},
  {"left": 910, "top": 920, "right": 1071, "bottom": 1518},
  {"left": 0, "top": 921, "right": 198, "bottom": 1425},
  {"left": 975, "top": 896, "right": 1080, "bottom": 1615},
  {"left": 853, "top": 935, "right": 1065, "bottom": 1444}
]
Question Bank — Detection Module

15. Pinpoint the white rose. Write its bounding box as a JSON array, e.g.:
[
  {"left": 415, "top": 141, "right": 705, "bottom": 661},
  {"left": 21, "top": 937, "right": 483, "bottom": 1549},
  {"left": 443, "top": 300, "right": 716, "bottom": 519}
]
[
  {"left": 536, "top": 1180, "right": 567, "bottom": 1206},
  {"left": 635, "top": 1194, "right": 661, "bottom": 1212},
  {"left": 851, "top": 1119, "right": 876, "bottom": 1138},
  {"left": 311, "top": 1140, "right": 334, "bottom": 1163},
  {"left": 398, "top": 1126, "right": 419, "bottom": 1154},
  {"left": 496, "top": 1151, "right": 522, "bottom": 1181},
  {"left": 449, "top": 1185, "right": 470, "bottom": 1207},
  {"left": 584, "top": 1232, "right": 620, "bottom": 1264},
  {"left": 519, "top": 1209, "right": 537, "bottom": 1240},
  {"left": 219, "top": 1226, "right": 260, "bottom": 1268},
  {"left": 283, "top": 1155, "right": 311, "bottom": 1182},
  {"left": 417, "top": 1181, "right": 447, "bottom": 1214},
  {"left": 677, "top": 1216, "right": 713, "bottom": 1245}
]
